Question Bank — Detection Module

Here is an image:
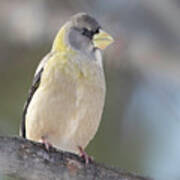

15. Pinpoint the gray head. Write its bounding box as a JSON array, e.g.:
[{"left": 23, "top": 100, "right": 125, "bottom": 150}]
[
  {"left": 66, "top": 13, "right": 101, "bottom": 53},
  {"left": 70, "top": 13, "right": 101, "bottom": 36},
  {"left": 52, "top": 13, "right": 114, "bottom": 57}
]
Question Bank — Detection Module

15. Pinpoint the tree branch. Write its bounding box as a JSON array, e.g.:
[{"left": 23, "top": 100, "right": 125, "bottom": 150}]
[{"left": 0, "top": 136, "right": 152, "bottom": 180}]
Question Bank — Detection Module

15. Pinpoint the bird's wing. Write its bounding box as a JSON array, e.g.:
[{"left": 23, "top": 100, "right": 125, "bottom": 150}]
[{"left": 20, "top": 52, "right": 54, "bottom": 138}]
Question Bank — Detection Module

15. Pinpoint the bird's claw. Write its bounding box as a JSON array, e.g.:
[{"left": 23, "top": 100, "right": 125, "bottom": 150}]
[
  {"left": 78, "top": 146, "right": 93, "bottom": 164},
  {"left": 41, "top": 136, "right": 52, "bottom": 151}
]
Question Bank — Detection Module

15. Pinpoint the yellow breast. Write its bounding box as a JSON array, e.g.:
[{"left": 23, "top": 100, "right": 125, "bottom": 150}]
[{"left": 26, "top": 52, "right": 105, "bottom": 153}]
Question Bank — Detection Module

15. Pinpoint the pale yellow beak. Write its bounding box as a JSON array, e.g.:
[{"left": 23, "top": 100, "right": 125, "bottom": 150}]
[{"left": 93, "top": 29, "right": 114, "bottom": 50}]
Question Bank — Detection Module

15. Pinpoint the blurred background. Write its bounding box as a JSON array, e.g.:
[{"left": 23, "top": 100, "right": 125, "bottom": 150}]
[{"left": 1, "top": 0, "right": 180, "bottom": 179}]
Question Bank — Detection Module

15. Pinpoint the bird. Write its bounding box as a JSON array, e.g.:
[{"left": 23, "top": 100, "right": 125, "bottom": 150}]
[{"left": 20, "top": 12, "right": 114, "bottom": 162}]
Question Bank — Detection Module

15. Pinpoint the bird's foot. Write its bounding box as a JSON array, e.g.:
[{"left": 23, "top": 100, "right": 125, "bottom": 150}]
[
  {"left": 41, "top": 136, "right": 52, "bottom": 151},
  {"left": 78, "top": 146, "right": 93, "bottom": 164}
]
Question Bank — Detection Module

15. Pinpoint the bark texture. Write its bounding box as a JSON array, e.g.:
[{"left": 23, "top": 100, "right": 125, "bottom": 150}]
[{"left": 0, "top": 136, "right": 152, "bottom": 180}]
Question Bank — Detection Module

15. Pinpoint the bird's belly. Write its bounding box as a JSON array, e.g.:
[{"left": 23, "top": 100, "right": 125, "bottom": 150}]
[{"left": 26, "top": 72, "right": 105, "bottom": 154}]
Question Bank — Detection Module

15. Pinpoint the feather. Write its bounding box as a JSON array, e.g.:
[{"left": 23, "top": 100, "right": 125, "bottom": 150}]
[{"left": 20, "top": 68, "right": 44, "bottom": 138}]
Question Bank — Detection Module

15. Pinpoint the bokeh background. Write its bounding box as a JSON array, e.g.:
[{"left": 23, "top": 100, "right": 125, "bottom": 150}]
[{"left": 1, "top": 0, "right": 180, "bottom": 179}]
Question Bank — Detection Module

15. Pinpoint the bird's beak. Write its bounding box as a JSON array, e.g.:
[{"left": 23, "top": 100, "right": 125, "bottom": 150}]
[{"left": 93, "top": 29, "right": 114, "bottom": 50}]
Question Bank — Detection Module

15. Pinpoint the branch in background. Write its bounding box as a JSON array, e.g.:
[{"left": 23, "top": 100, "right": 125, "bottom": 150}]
[{"left": 0, "top": 136, "right": 151, "bottom": 180}]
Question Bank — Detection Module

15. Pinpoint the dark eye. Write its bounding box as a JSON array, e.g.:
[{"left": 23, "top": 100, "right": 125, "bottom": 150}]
[
  {"left": 95, "top": 28, "right": 99, "bottom": 34},
  {"left": 82, "top": 28, "right": 88, "bottom": 34},
  {"left": 82, "top": 28, "right": 93, "bottom": 39}
]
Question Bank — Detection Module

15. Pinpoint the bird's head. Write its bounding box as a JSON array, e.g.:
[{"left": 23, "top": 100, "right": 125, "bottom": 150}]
[{"left": 52, "top": 13, "right": 114, "bottom": 55}]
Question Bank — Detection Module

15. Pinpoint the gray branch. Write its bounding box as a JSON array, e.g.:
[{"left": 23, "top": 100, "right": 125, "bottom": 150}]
[{"left": 0, "top": 136, "right": 151, "bottom": 180}]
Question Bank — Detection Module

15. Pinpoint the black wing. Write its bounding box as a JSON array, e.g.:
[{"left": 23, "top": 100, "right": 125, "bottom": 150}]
[{"left": 21, "top": 68, "right": 44, "bottom": 138}]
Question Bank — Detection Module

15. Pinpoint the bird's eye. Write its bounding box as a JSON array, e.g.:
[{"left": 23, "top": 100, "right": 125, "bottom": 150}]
[
  {"left": 82, "top": 28, "right": 93, "bottom": 39},
  {"left": 95, "top": 28, "right": 99, "bottom": 34},
  {"left": 82, "top": 28, "right": 88, "bottom": 33},
  {"left": 82, "top": 28, "right": 88, "bottom": 35}
]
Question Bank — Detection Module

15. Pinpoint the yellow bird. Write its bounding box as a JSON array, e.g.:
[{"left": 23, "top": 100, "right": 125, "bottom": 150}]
[{"left": 20, "top": 13, "right": 114, "bottom": 161}]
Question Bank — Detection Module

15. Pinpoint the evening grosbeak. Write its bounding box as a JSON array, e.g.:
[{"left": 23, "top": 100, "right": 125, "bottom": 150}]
[{"left": 20, "top": 13, "right": 114, "bottom": 160}]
